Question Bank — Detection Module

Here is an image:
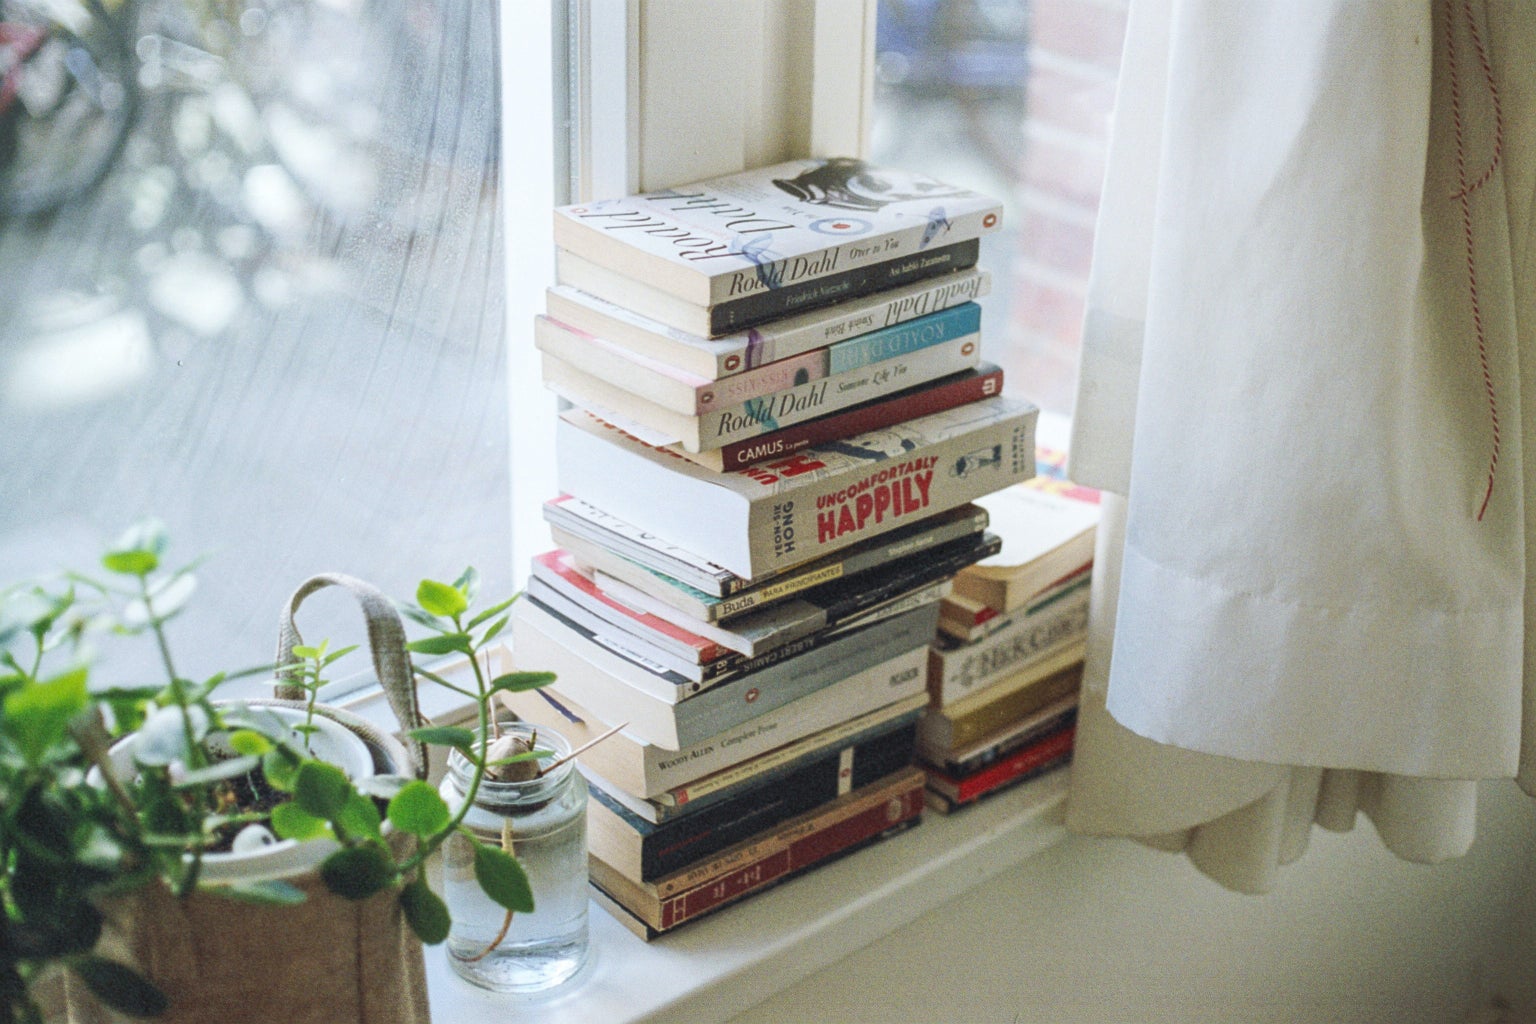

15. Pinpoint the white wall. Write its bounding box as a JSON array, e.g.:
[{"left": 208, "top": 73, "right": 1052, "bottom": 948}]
[{"left": 728, "top": 778, "right": 1536, "bottom": 1024}]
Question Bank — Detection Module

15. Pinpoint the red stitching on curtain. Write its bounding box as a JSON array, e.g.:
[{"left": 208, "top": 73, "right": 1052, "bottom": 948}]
[{"left": 1445, "top": 0, "right": 1504, "bottom": 521}]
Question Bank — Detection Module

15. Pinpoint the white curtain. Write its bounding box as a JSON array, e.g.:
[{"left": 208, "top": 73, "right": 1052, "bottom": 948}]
[{"left": 1065, "top": 0, "right": 1536, "bottom": 893}]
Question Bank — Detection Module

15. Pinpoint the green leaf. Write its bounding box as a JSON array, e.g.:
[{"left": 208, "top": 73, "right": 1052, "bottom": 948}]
[
  {"left": 294, "top": 761, "right": 354, "bottom": 820},
  {"left": 100, "top": 550, "right": 159, "bottom": 577},
  {"left": 416, "top": 579, "right": 467, "bottom": 619},
  {"left": 473, "top": 843, "right": 534, "bottom": 913},
  {"left": 387, "top": 781, "right": 451, "bottom": 838},
  {"left": 406, "top": 725, "right": 476, "bottom": 751},
  {"left": 400, "top": 877, "right": 451, "bottom": 944},
  {"left": 270, "top": 801, "right": 331, "bottom": 841},
  {"left": 478, "top": 614, "right": 511, "bottom": 646},
  {"left": 486, "top": 748, "right": 554, "bottom": 769},
  {"left": 227, "top": 729, "right": 273, "bottom": 756},
  {"left": 319, "top": 844, "right": 396, "bottom": 901},
  {"left": 291, "top": 644, "right": 320, "bottom": 659},
  {"left": 406, "top": 633, "right": 472, "bottom": 657},
  {"left": 466, "top": 594, "right": 517, "bottom": 630},
  {"left": 70, "top": 956, "right": 169, "bottom": 1018},
  {"left": 3, "top": 667, "right": 89, "bottom": 763},
  {"left": 336, "top": 791, "right": 383, "bottom": 841},
  {"left": 262, "top": 747, "right": 301, "bottom": 792},
  {"left": 321, "top": 643, "right": 359, "bottom": 668},
  {"left": 451, "top": 567, "right": 481, "bottom": 605},
  {"left": 489, "top": 671, "right": 556, "bottom": 695},
  {"left": 210, "top": 880, "right": 308, "bottom": 906}
]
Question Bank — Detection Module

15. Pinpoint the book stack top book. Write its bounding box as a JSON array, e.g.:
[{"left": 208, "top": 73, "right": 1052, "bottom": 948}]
[{"left": 518, "top": 157, "right": 1039, "bottom": 934}]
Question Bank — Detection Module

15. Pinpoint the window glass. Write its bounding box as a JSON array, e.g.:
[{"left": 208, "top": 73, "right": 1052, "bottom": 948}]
[
  {"left": 871, "top": 0, "right": 1126, "bottom": 417},
  {"left": 0, "top": 0, "right": 512, "bottom": 689}
]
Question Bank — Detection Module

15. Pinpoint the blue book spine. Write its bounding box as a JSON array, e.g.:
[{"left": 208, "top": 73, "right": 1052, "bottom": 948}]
[{"left": 825, "top": 302, "right": 982, "bottom": 375}]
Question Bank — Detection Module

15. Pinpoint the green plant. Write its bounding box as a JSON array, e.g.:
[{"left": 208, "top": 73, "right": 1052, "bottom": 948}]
[{"left": 0, "top": 523, "right": 554, "bottom": 1023}]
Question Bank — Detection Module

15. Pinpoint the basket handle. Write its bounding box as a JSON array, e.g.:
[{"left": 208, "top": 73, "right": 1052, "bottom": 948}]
[{"left": 275, "top": 573, "right": 426, "bottom": 780}]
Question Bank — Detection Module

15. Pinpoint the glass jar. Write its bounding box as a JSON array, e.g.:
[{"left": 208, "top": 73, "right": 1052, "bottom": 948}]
[{"left": 438, "top": 722, "right": 589, "bottom": 992}]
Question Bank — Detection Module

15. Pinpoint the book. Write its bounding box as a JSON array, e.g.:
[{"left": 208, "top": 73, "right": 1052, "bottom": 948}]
[
  {"left": 552, "top": 158, "right": 1002, "bottom": 310},
  {"left": 536, "top": 302, "right": 982, "bottom": 415},
  {"left": 916, "top": 648, "right": 1085, "bottom": 754},
  {"left": 588, "top": 765, "right": 927, "bottom": 934},
  {"left": 591, "top": 529, "right": 997, "bottom": 658},
  {"left": 586, "top": 715, "right": 917, "bottom": 881},
  {"left": 664, "top": 363, "right": 1005, "bottom": 472},
  {"left": 936, "top": 593, "right": 1006, "bottom": 642},
  {"left": 546, "top": 496, "right": 988, "bottom": 611},
  {"left": 530, "top": 550, "right": 730, "bottom": 666},
  {"left": 543, "top": 267, "right": 990, "bottom": 379},
  {"left": 511, "top": 596, "right": 939, "bottom": 749},
  {"left": 927, "top": 567, "right": 1091, "bottom": 707},
  {"left": 541, "top": 331, "right": 982, "bottom": 453},
  {"left": 922, "top": 722, "right": 1076, "bottom": 811},
  {"left": 916, "top": 693, "right": 1078, "bottom": 777},
  {"left": 584, "top": 697, "right": 927, "bottom": 824},
  {"left": 524, "top": 577, "right": 725, "bottom": 685},
  {"left": 950, "top": 455, "right": 1101, "bottom": 614},
  {"left": 498, "top": 646, "right": 928, "bottom": 799},
  {"left": 555, "top": 240, "right": 981, "bottom": 338},
  {"left": 555, "top": 395, "right": 1038, "bottom": 579}
]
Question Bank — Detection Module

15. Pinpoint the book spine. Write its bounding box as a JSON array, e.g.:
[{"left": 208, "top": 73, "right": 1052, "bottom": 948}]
[
  {"left": 621, "top": 721, "right": 917, "bottom": 879},
  {"left": 930, "top": 725, "right": 1076, "bottom": 805},
  {"left": 921, "top": 662, "right": 1084, "bottom": 751},
  {"left": 658, "top": 771, "right": 926, "bottom": 922},
  {"left": 533, "top": 551, "right": 727, "bottom": 661},
  {"left": 923, "top": 702, "right": 1077, "bottom": 777},
  {"left": 705, "top": 364, "right": 1004, "bottom": 472},
  {"left": 825, "top": 302, "right": 981, "bottom": 374},
  {"left": 705, "top": 239, "right": 980, "bottom": 335},
  {"left": 544, "top": 494, "right": 739, "bottom": 596},
  {"left": 928, "top": 577, "right": 1091, "bottom": 706}
]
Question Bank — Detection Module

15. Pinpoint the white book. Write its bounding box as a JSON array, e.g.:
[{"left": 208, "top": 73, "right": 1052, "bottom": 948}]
[
  {"left": 555, "top": 395, "right": 1038, "bottom": 579},
  {"left": 544, "top": 267, "right": 990, "bottom": 379}
]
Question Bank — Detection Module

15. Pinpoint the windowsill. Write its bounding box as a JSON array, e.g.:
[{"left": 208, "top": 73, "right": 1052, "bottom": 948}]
[{"left": 339, "top": 635, "right": 1072, "bottom": 1023}]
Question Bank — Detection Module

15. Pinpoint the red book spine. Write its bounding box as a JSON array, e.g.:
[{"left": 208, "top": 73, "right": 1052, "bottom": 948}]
[
  {"left": 714, "top": 364, "right": 1004, "bottom": 471},
  {"left": 940, "top": 724, "right": 1077, "bottom": 805},
  {"left": 657, "top": 779, "right": 925, "bottom": 930}
]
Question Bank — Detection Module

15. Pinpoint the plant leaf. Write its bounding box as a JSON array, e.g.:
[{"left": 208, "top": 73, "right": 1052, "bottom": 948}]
[
  {"left": 387, "top": 781, "right": 451, "bottom": 838},
  {"left": 400, "top": 877, "right": 451, "bottom": 944},
  {"left": 70, "top": 956, "right": 169, "bottom": 1018},
  {"left": 473, "top": 843, "right": 534, "bottom": 913},
  {"left": 465, "top": 593, "right": 517, "bottom": 630},
  {"left": 227, "top": 729, "right": 273, "bottom": 756},
  {"left": 270, "top": 801, "right": 331, "bottom": 842},
  {"left": 294, "top": 761, "right": 353, "bottom": 820},
  {"left": 406, "top": 725, "right": 475, "bottom": 751},
  {"left": 406, "top": 633, "right": 472, "bottom": 657},
  {"left": 489, "top": 671, "right": 556, "bottom": 695},
  {"left": 478, "top": 614, "right": 510, "bottom": 647},
  {"left": 262, "top": 748, "right": 301, "bottom": 792},
  {"left": 319, "top": 844, "right": 396, "bottom": 901},
  {"left": 3, "top": 667, "right": 88, "bottom": 763},
  {"left": 451, "top": 567, "right": 481, "bottom": 605},
  {"left": 355, "top": 774, "right": 413, "bottom": 801},
  {"left": 173, "top": 755, "right": 262, "bottom": 788},
  {"left": 336, "top": 791, "right": 383, "bottom": 841},
  {"left": 416, "top": 579, "right": 467, "bottom": 619},
  {"left": 101, "top": 519, "right": 169, "bottom": 578}
]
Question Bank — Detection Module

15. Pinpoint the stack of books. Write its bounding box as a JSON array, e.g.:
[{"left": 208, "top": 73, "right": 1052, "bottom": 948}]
[
  {"left": 502, "top": 157, "right": 1040, "bottom": 939},
  {"left": 919, "top": 449, "right": 1100, "bottom": 812}
]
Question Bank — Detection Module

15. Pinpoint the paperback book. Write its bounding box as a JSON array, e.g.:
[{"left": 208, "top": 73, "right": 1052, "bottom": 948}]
[
  {"left": 535, "top": 302, "right": 981, "bottom": 415},
  {"left": 552, "top": 157, "right": 1002, "bottom": 311},
  {"left": 546, "top": 496, "right": 988, "bottom": 611},
  {"left": 543, "top": 267, "right": 989, "bottom": 379},
  {"left": 555, "top": 395, "right": 1038, "bottom": 579},
  {"left": 923, "top": 722, "right": 1076, "bottom": 812},
  {"left": 497, "top": 648, "right": 928, "bottom": 799},
  {"left": 916, "top": 646, "right": 1085, "bottom": 754},
  {"left": 541, "top": 331, "right": 981, "bottom": 452}
]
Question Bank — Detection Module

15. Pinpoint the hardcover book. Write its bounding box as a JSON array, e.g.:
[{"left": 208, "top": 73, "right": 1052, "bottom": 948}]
[
  {"left": 536, "top": 302, "right": 981, "bottom": 416},
  {"left": 552, "top": 157, "right": 1002, "bottom": 311},
  {"left": 541, "top": 331, "right": 981, "bottom": 453},
  {"left": 555, "top": 395, "right": 1038, "bottom": 579},
  {"left": 588, "top": 765, "right": 927, "bottom": 934},
  {"left": 585, "top": 697, "right": 927, "bottom": 824},
  {"left": 546, "top": 496, "right": 988, "bottom": 610},
  {"left": 498, "top": 648, "right": 929, "bottom": 799},
  {"left": 543, "top": 267, "right": 989, "bottom": 379},
  {"left": 586, "top": 716, "right": 917, "bottom": 881}
]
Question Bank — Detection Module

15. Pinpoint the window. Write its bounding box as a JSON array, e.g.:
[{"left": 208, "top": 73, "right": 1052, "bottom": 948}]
[
  {"left": 871, "top": 0, "right": 1126, "bottom": 417},
  {"left": 0, "top": 0, "right": 550, "bottom": 689}
]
